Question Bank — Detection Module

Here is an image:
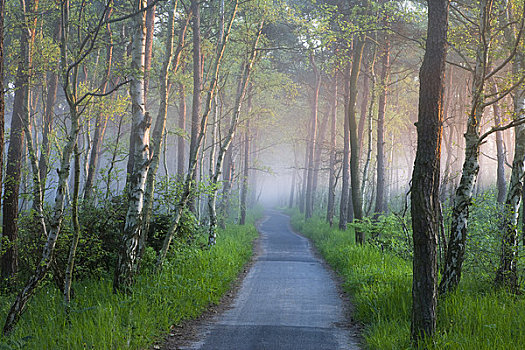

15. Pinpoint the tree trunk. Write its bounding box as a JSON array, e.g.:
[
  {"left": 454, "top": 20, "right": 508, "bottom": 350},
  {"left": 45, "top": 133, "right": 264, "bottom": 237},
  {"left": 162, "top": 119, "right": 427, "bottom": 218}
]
[
  {"left": 357, "top": 58, "right": 369, "bottom": 152},
  {"left": 1, "top": 0, "right": 38, "bottom": 282},
  {"left": 144, "top": 0, "right": 155, "bottom": 107},
  {"left": 209, "top": 19, "right": 263, "bottom": 242},
  {"left": 312, "top": 104, "right": 329, "bottom": 211},
  {"left": 157, "top": 0, "right": 238, "bottom": 267},
  {"left": 0, "top": 0, "right": 3, "bottom": 224},
  {"left": 439, "top": 0, "right": 492, "bottom": 296},
  {"left": 375, "top": 40, "right": 390, "bottom": 215},
  {"left": 3, "top": 0, "right": 84, "bottom": 328},
  {"left": 299, "top": 139, "right": 309, "bottom": 214},
  {"left": 177, "top": 81, "right": 187, "bottom": 176},
  {"left": 489, "top": 81, "right": 506, "bottom": 204},
  {"left": 140, "top": 0, "right": 183, "bottom": 257},
  {"left": 188, "top": 0, "right": 203, "bottom": 215},
  {"left": 348, "top": 38, "right": 366, "bottom": 244},
  {"left": 114, "top": 0, "right": 151, "bottom": 292},
  {"left": 305, "top": 53, "right": 321, "bottom": 219},
  {"left": 360, "top": 47, "right": 377, "bottom": 202},
  {"left": 495, "top": 116, "right": 525, "bottom": 290},
  {"left": 64, "top": 144, "right": 81, "bottom": 308},
  {"left": 219, "top": 145, "right": 234, "bottom": 228},
  {"left": 495, "top": 41, "right": 525, "bottom": 289},
  {"left": 327, "top": 75, "right": 338, "bottom": 226},
  {"left": 84, "top": 14, "right": 113, "bottom": 201},
  {"left": 339, "top": 64, "right": 351, "bottom": 230},
  {"left": 240, "top": 120, "right": 250, "bottom": 225},
  {"left": 410, "top": 0, "right": 449, "bottom": 343},
  {"left": 38, "top": 21, "right": 61, "bottom": 190}
]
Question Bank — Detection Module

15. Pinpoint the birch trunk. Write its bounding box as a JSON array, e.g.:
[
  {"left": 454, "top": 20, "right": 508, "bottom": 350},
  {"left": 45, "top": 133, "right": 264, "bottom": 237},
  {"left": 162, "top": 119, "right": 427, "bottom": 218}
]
[
  {"left": 64, "top": 144, "right": 81, "bottom": 308},
  {"left": 439, "top": 0, "right": 492, "bottom": 295},
  {"left": 157, "top": 0, "right": 238, "bottom": 267},
  {"left": 141, "top": 0, "right": 186, "bottom": 257},
  {"left": 495, "top": 50, "right": 525, "bottom": 289},
  {"left": 208, "top": 20, "right": 263, "bottom": 243},
  {"left": 114, "top": 0, "right": 151, "bottom": 292},
  {"left": 361, "top": 49, "right": 377, "bottom": 200},
  {"left": 3, "top": 0, "right": 82, "bottom": 324}
]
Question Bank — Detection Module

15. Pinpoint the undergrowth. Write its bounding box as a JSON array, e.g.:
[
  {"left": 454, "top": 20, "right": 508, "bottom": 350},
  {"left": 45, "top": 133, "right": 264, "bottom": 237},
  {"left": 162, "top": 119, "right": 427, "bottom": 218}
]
[
  {"left": 286, "top": 207, "right": 525, "bottom": 350},
  {"left": 0, "top": 215, "right": 259, "bottom": 349}
]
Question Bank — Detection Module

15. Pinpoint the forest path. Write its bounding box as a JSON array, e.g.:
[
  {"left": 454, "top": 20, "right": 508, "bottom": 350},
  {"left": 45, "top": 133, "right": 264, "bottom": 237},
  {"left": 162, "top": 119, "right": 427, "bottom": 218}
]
[{"left": 180, "top": 210, "right": 360, "bottom": 350}]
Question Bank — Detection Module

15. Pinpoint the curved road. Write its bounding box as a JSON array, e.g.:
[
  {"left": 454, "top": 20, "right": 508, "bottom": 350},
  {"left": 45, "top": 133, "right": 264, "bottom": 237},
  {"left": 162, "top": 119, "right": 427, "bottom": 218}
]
[{"left": 183, "top": 211, "right": 360, "bottom": 350}]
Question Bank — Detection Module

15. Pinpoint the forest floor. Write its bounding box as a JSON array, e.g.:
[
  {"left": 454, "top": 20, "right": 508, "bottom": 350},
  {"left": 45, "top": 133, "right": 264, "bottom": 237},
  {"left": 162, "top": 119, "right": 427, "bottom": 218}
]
[{"left": 163, "top": 210, "right": 361, "bottom": 350}]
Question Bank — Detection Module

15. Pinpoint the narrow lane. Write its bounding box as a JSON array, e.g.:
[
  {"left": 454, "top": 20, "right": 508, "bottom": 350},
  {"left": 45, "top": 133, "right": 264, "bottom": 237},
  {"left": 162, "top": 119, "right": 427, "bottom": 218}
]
[{"left": 184, "top": 211, "right": 360, "bottom": 350}]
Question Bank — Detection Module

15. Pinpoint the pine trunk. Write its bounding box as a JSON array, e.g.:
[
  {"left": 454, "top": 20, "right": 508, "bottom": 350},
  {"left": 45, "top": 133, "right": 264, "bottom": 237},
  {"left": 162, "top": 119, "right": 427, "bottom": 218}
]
[
  {"left": 38, "top": 21, "right": 61, "bottom": 189},
  {"left": 348, "top": 38, "right": 365, "bottom": 244},
  {"left": 327, "top": 76, "right": 338, "bottom": 226},
  {"left": 177, "top": 81, "right": 187, "bottom": 176},
  {"left": 0, "top": 0, "right": 3, "bottom": 217},
  {"left": 1, "top": 0, "right": 37, "bottom": 282},
  {"left": 375, "top": 41, "right": 390, "bottom": 215},
  {"left": 410, "top": 0, "right": 448, "bottom": 342},
  {"left": 240, "top": 121, "right": 250, "bottom": 225},
  {"left": 305, "top": 54, "right": 320, "bottom": 219}
]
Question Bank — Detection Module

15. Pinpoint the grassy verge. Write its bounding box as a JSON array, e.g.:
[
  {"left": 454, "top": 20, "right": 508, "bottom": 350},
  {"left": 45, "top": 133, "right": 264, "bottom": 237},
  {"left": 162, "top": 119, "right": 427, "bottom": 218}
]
[
  {"left": 286, "top": 208, "right": 525, "bottom": 350},
  {"left": 0, "top": 216, "right": 259, "bottom": 349}
]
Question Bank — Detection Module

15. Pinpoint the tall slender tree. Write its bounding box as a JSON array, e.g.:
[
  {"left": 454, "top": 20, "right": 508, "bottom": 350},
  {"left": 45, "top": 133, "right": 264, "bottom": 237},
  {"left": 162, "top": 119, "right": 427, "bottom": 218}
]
[
  {"left": 375, "top": 39, "right": 390, "bottom": 215},
  {"left": 114, "top": 0, "right": 151, "bottom": 292},
  {"left": 410, "top": 0, "right": 449, "bottom": 342},
  {"left": 0, "top": 0, "right": 4, "bottom": 219},
  {"left": 1, "top": 0, "right": 39, "bottom": 283}
]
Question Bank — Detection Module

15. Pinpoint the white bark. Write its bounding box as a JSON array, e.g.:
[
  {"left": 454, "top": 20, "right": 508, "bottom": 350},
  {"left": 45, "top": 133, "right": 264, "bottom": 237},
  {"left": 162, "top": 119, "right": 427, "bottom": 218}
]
[
  {"left": 157, "top": 0, "right": 239, "bottom": 267},
  {"left": 207, "top": 19, "right": 263, "bottom": 245},
  {"left": 439, "top": 0, "right": 492, "bottom": 295},
  {"left": 114, "top": 0, "right": 151, "bottom": 292}
]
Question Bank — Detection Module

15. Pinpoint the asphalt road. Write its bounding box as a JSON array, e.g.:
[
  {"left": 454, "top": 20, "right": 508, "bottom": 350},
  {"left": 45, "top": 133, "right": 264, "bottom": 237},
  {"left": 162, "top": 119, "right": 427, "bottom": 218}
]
[{"left": 184, "top": 211, "right": 360, "bottom": 350}]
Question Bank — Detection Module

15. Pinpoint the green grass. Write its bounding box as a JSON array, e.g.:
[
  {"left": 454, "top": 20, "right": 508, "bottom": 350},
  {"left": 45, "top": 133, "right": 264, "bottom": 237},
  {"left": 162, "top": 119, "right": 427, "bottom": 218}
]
[
  {"left": 287, "top": 208, "right": 525, "bottom": 350},
  {"left": 0, "top": 221, "right": 259, "bottom": 349}
]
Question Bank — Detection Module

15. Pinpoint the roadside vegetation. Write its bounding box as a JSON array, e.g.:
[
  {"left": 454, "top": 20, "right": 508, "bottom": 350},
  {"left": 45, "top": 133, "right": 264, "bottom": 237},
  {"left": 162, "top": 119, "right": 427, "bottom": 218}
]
[
  {"left": 286, "top": 190, "right": 525, "bottom": 349},
  {"left": 0, "top": 207, "right": 260, "bottom": 349}
]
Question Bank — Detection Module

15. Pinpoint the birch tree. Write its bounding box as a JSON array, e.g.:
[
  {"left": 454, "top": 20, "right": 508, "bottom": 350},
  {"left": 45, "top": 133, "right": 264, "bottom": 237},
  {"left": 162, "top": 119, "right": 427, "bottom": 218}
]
[
  {"left": 3, "top": 0, "right": 118, "bottom": 333},
  {"left": 114, "top": 0, "right": 151, "bottom": 292},
  {"left": 156, "top": 0, "right": 239, "bottom": 267},
  {"left": 208, "top": 18, "right": 264, "bottom": 244},
  {"left": 440, "top": 0, "right": 525, "bottom": 294}
]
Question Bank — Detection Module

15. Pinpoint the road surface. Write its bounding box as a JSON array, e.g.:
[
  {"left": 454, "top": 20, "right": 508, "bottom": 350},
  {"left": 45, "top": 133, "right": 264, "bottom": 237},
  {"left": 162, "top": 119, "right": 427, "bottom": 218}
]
[{"left": 183, "top": 211, "right": 360, "bottom": 350}]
